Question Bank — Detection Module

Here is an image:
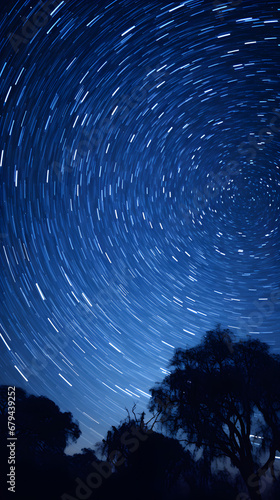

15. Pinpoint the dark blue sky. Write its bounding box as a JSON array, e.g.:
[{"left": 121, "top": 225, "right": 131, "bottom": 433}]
[{"left": 0, "top": 0, "right": 279, "bottom": 453}]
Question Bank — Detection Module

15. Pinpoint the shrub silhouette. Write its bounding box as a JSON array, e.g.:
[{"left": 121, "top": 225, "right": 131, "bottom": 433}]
[{"left": 97, "top": 409, "right": 193, "bottom": 499}]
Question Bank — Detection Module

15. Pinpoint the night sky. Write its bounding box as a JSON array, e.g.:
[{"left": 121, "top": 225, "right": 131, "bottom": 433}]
[{"left": 0, "top": 0, "right": 279, "bottom": 454}]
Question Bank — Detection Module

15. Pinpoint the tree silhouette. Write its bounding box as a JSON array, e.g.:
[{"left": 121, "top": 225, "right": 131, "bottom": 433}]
[
  {"left": 0, "top": 385, "right": 80, "bottom": 459},
  {"left": 97, "top": 403, "right": 241, "bottom": 499},
  {"left": 98, "top": 406, "right": 157, "bottom": 465},
  {"left": 148, "top": 325, "right": 280, "bottom": 500},
  {"left": 0, "top": 386, "right": 81, "bottom": 500},
  {"left": 97, "top": 407, "right": 194, "bottom": 499}
]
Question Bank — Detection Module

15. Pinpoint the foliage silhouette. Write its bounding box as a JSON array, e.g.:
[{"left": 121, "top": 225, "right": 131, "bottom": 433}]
[
  {"left": 0, "top": 386, "right": 81, "bottom": 456},
  {"left": 97, "top": 405, "right": 241, "bottom": 499},
  {"left": 0, "top": 385, "right": 81, "bottom": 500},
  {"left": 149, "top": 325, "right": 280, "bottom": 500},
  {"left": 1, "top": 326, "right": 280, "bottom": 500},
  {"left": 97, "top": 407, "right": 194, "bottom": 499}
]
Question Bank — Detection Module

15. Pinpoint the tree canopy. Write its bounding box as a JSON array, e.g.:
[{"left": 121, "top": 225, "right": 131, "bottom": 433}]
[
  {"left": 0, "top": 385, "right": 81, "bottom": 459},
  {"left": 149, "top": 325, "right": 280, "bottom": 500},
  {"left": 0, "top": 386, "right": 81, "bottom": 500},
  {"left": 98, "top": 406, "right": 196, "bottom": 499}
]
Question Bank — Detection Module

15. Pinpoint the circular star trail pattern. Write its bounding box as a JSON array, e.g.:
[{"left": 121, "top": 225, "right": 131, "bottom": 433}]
[{"left": 0, "top": 0, "right": 280, "bottom": 452}]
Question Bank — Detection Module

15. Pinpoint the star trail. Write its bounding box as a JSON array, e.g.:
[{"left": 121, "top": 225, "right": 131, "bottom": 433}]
[{"left": 0, "top": 0, "right": 279, "bottom": 452}]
